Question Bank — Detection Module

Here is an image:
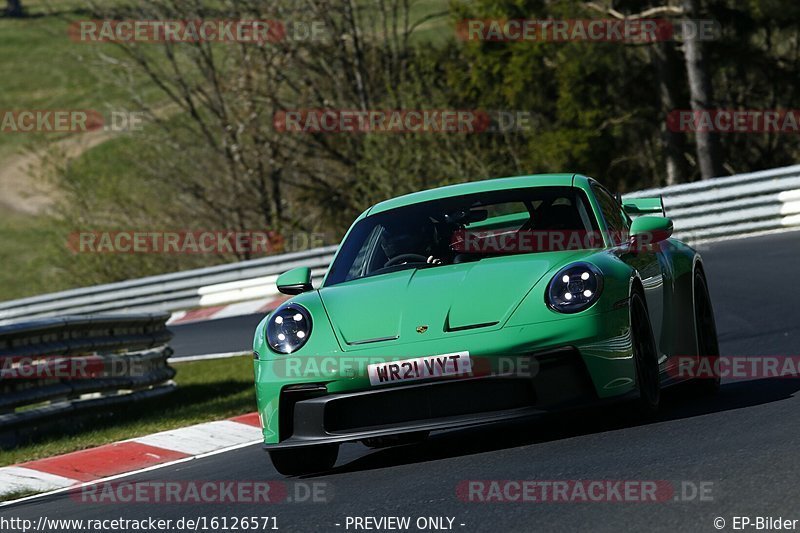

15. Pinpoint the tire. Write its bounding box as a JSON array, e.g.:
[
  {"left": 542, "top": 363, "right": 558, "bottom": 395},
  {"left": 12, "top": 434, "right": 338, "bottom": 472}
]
[
  {"left": 631, "top": 291, "right": 661, "bottom": 416},
  {"left": 692, "top": 269, "right": 721, "bottom": 394},
  {"left": 269, "top": 444, "right": 339, "bottom": 476}
]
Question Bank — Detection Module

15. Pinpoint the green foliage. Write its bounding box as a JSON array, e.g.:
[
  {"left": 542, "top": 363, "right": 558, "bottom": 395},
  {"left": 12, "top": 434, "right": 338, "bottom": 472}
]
[
  {"left": 447, "top": 0, "right": 800, "bottom": 185},
  {"left": 2, "top": 0, "right": 800, "bottom": 297}
]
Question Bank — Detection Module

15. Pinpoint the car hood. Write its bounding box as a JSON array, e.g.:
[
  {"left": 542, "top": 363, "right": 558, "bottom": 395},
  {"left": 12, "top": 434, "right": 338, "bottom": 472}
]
[{"left": 318, "top": 251, "right": 583, "bottom": 350}]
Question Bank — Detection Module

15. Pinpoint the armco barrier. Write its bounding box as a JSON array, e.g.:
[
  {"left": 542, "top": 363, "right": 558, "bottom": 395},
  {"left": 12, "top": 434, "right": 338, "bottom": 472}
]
[
  {"left": 1, "top": 165, "right": 799, "bottom": 324},
  {"left": 625, "top": 164, "right": 800, "bottom": 241},
  {"left": 0, "top": 313, "right": 175, "bottom": 446},
  {"left": 0, "top": 246, "right": 337, "bottom": 324}
]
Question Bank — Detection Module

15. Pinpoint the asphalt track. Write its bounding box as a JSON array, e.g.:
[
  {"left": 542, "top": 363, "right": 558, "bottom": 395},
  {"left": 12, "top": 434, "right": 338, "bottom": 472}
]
[
  {"left": 4, "top": 231, "right": 800, "bottom": 532},
  {"left": 170, "top": 314, "right": 264, "bottom": 358}
]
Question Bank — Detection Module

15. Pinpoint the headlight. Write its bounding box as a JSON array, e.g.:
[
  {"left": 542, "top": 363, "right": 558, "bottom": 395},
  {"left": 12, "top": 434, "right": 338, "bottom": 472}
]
[
  {"left": 266, "top": 303, "right": 312, "bottom": 354},
  {"left": 546, "top": 262, "right": 603, "bottom": 314}
]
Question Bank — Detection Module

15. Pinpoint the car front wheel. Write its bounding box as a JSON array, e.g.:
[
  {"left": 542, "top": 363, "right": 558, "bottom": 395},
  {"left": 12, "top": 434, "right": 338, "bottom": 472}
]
[
  {"left": 631, "top": 291, "right": 661, "bottom": 416},
  {"left": 692, "top": 269, "right": 721, "bottom": 394}
]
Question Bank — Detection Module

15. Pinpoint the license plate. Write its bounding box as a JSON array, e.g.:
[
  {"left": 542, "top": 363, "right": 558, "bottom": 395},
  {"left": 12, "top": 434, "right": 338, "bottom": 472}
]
[{"left": 367, "top": 351, "right": 472, "bottom": 386}]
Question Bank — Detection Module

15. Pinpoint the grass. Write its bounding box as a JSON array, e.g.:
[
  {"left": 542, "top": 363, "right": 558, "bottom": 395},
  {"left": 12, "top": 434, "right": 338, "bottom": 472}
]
[
  {"left": 1, "top": 489, "right": 41, "bottom": 502},
  {"left": 357, "top": 0, "right": 452, "bottom": 44},
  {"left": 0, "top": 0, "right": 453, "bottom": 303},
  {"left": 0, "top": 355, "right": 257, "bottom": 468},
  {"left": 407, "top": 0, "right": 453, "bottom": 44},
  {"left": 0, "top": 0, "right": 164, "bottom": 301},
  {"left": 0, "top": 212, "right": 68, "bottom": 300},
  {"left": 0, "top": 0, "right": 449, "bottom": 161},
  {"left": 0, "top": 0, "right": 161, "bottom": 160}
]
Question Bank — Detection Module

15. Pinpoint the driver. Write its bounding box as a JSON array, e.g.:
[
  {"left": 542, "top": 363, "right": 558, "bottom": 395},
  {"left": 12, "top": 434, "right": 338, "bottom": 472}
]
[{"left": 380, "top": 219, "right": 445, "bottom": 266}]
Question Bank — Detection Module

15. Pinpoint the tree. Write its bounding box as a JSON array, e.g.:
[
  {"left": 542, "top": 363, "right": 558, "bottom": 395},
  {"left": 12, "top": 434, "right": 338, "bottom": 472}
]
[
  {"left": 681, "top": 0, "right": 723, "bottom": 179},
  {"left": 47, "top": 0, "right": 800, "bottom": 285},
  {"left": 652, "top": 40, "right": 692, "bottom": 184},
  {"left": 62, "top": 0, "right": 462, "bottom": 256}
]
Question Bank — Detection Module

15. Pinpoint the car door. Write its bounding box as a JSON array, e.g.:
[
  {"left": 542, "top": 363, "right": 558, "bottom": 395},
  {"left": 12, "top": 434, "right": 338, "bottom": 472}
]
[{"left": 590, "top": 182, "right": 674, "bottom": 366}]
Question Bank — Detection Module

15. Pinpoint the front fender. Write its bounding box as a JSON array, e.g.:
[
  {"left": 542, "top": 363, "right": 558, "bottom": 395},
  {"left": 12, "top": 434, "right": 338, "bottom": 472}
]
[{"left": 506, "top": 250, "right": 636, "bottom": 328}]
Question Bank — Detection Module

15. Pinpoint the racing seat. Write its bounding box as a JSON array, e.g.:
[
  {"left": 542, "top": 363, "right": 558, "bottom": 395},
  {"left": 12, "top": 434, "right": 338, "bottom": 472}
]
[{"left": 535, "top": 202, "right": 584, "bottom": 231}]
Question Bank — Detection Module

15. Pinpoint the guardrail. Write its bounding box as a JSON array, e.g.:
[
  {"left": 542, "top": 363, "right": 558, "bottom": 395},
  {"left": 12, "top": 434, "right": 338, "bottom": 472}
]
[
  {"left": 0, "top": 313, "right": 174, "bottom": 446},
  {"left": 625, "top": 164, "right": 800, "bottom": 241},
  {"left": 1, "top": 165, "right": 798, "bottom": 325},
  {"left": 0, "top": 246, "right": 338, "bottom": 324}
]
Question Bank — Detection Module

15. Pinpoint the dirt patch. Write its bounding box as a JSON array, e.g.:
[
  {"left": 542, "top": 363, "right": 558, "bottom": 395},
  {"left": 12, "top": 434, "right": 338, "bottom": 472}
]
[{"left": 0, "top": 129, "right": 116, "bottom": 215}]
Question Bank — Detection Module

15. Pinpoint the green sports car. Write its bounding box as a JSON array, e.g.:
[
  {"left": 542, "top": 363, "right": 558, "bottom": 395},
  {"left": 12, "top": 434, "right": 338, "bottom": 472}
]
[{"left": 253, "top": 174, "right": 719, "bottom": 475}]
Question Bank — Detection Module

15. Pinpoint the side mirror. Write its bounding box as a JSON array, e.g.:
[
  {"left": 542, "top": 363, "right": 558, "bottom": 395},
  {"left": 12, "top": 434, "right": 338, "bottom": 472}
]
[
  {"left": 276, "top": 267, "right": 313, "bottom": 295},
  {"left": 629, "top": 216, "right": 673, "bottom": 250}
]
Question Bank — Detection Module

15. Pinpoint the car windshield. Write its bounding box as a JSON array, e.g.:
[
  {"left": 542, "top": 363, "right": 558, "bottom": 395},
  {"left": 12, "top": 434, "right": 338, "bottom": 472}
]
[{"left": 325, "top": 186, "right": 600, "bottom": 286}]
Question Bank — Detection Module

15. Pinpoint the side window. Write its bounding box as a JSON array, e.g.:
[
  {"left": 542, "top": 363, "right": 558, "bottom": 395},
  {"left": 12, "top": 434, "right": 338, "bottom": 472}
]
[{"left": 591, "top": 184, "right": 628, "bottom": 246}]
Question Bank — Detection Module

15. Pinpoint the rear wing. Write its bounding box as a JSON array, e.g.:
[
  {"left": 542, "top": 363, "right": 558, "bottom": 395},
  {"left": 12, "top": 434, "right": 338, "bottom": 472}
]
[{"left": 622, "top": 196, "right": 665, "bottom": 217}]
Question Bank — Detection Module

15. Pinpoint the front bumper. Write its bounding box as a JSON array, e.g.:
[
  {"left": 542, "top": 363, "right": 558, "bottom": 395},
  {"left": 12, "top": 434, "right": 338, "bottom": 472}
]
[
  {"left": 255, "top": 308, "right": 636, "bottom": 447},
  {"left": 263, "top": 348, "right": 610, "bottom": 449}
]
